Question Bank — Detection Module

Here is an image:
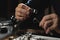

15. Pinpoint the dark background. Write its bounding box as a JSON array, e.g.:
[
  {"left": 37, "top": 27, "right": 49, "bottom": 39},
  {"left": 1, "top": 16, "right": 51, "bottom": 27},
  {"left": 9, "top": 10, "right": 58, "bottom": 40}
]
[
  {"left": 0, "top": 0, "right": 18, "bottom": 19},
  {"left": 0, "top": 0, "right": 7, "bottom": 18},
  {"left": 0, "top": 0, "right": 60, "bottom": 18}
]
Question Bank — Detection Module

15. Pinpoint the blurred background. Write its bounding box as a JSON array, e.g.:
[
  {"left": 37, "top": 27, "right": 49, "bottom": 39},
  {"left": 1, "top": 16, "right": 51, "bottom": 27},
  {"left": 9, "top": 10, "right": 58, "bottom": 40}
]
[
  {"left": 0, "top": 0, "right": 49, "bottom": 19},
  {"left": 0, "top": 0, "right": 60, "bottom": 18},
  {"left": 0, "top": 0, "right": 19, "bottom": 19},
  {"left": 0, "top": 0, "right": 60, "bottom": 19}
]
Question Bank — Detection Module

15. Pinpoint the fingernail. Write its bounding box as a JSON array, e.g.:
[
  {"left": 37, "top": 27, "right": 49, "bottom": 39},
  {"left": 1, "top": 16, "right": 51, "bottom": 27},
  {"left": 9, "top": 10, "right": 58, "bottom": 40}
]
[
  {"left": 46, "top": 29, "right": 50, "bottom": 34},
  {"left": 46, "top": 31, "right": 48, "bottom": 34}
]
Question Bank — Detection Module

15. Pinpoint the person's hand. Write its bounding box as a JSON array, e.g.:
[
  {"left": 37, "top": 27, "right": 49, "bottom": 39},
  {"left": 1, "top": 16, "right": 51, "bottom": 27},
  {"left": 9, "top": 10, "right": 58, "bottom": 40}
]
[
  {"left": 15, "top": 3, "right": 31, "bottom": 21},
  {"left": 39, "top": 13, "right": 59, "bottom": 34}
]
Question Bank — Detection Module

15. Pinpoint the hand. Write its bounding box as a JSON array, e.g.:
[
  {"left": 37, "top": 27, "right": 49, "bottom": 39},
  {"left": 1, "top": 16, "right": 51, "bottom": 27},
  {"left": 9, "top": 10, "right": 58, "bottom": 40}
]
[
  {"left": 15, "top": 3, "right": 31, "bottom": 21},
  {"left": 39, "top": 13, "right": 59, "bottom": 34}
]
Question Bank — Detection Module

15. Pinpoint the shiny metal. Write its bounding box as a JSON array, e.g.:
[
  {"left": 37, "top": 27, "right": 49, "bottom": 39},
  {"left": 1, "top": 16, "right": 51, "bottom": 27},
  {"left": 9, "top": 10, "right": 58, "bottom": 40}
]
[
  {"left": 0, "top": 20, "right": 13, "bottom": 39},
  {"left": 13, "top": 33, "right": 60, "bottom": 40}
]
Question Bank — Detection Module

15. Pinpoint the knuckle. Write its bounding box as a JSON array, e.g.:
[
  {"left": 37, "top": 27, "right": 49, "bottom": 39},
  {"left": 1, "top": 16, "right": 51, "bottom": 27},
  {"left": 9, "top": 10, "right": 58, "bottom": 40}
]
[
  {"left": 47, "top": 21, "right": 51, "bottom": 24},
  {"left": 15, "top": 7, "right": 20, "bottom": 11},
  {"left": 43, "top": 16, "right": 47, "bottom": 19},
  {"left": 15, "top": 7, "right": 18, "bottom": 11},
  {"left": 28, "top": 8, "right": 31, "bottom": 11},
  {"left": 15, "top": 8, "right": 22, "bottom": 12},
  {"left": 45, "top": 22, "right": 48, "bottom": 26},
  {"left": 52, "top": 13, "right": 57, "bottom": 16},
  {"left": 18, "top": 3, "right": 26, "bottom": 8},
  {"left": 51, "top": 13, "right": 58, "bottom": 18},
  {"left": 18, "top": 3, "right": 24, "bottom": 6},
  {"left": 45, "top": 21, "right": 48, "bottom": 24}
]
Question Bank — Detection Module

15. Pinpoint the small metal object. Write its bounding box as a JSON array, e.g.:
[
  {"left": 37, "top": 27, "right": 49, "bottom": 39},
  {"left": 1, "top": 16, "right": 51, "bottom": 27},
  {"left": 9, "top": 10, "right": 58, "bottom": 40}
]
[{"left": 0, "top": 20, "right": 13, "bottom": 39}]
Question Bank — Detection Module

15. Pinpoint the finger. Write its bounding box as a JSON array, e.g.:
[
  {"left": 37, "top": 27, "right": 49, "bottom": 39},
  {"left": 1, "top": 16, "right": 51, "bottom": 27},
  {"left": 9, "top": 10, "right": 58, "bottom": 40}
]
[
  {"left": 39, "top": 15, "right": 52, "bottom": 27},
  {"left": 15, "top": 7, "right": 21, "bottom": 12},
  {"left": 46, "top": 18, "right": 58, "bottom": 34},
  {"left": 46, "top": 26, "right": 55, "bottom": 34},
  {"left": 18, "top": 3, "right": 31, "bottom": 11},
  {"left": 15, "top": 16, "right": 26, "bottom": 21},
  {"left": 15, "top": 7, "right": 30, "bottom": 16},
  {"left": 21, "top": 5, "right": 31, "bottom": 15},
  {"left": 16, "top": 8, "right": 27, "bottom": 14},
  {"left": 17, "top": 3, "right": 26, "bottom": 8},
  {"left": 43, "top": 20, "right": 53, "bottom": 30},
  {"left": 50, "top": 13, "right": 58, "bottom": 19},
  {"left": 46, "top": 28, "right": 50, "bottom": 34},
  {"left": 15, "top": 8, "right": 29, "bottom": 16},
  {"left": 15, "top": 12, "right": 26, "bottom": 17},
  {"left": 17, "top": 3, "right": 23, "bottom": 8}
]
